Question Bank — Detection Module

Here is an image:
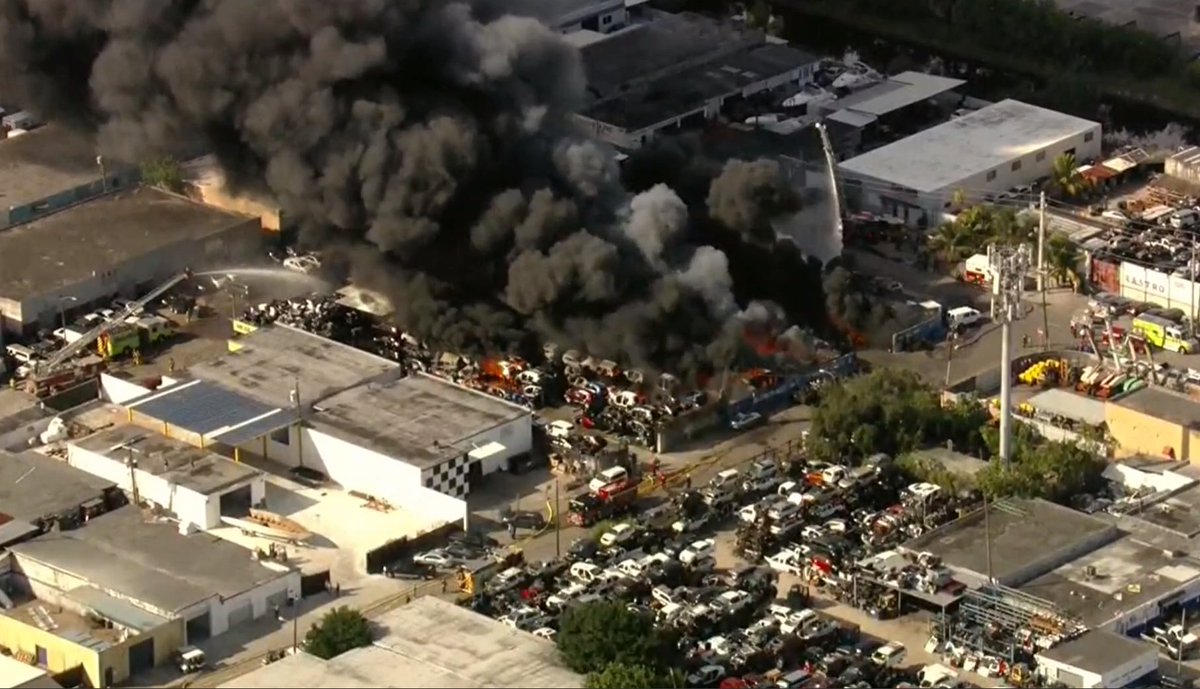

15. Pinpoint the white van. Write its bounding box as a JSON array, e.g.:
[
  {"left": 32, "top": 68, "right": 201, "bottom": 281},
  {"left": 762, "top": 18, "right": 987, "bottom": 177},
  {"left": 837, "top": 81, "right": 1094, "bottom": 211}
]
[
  {"left": 946, "top": 306, "right": 983, "bottom": 329},
  {"left": 871, "top": 641, "right": 907, "bottom": 668},
  {"left": 710, "top": 468, "right": 741, "bottom": 490}
]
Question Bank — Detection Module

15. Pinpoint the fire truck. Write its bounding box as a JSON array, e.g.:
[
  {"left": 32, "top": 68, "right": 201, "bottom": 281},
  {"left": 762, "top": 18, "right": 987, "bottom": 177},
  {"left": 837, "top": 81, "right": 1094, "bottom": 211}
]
[
  {"left": 962, "top": 254, "right": 991, "bottom": 286},
  {"left": 567, "top": 478, "right": 638, "bottom": 527}
]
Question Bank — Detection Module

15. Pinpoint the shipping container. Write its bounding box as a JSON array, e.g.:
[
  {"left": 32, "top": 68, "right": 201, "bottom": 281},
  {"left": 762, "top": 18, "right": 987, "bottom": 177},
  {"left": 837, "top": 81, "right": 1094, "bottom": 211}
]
[{"left": 1090, "top": 256, "right": 1120, "bottom": 294}]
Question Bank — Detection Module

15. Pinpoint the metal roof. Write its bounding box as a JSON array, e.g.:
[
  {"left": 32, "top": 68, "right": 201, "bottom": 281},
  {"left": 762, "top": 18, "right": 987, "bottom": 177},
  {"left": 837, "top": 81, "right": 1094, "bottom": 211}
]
[
  {"left": 208, "top": 408, "right": 297, "bottom": 446},
  {"left": 827, "top": 109, "right": 878, "bottom": 128},
  {"left": 831, "top": 71, "right": 965, "bottom": 117},
  {"left": 125, "top": 379, "right": 295, "bottom": 442},
  {"left": 65, "top": 585, "right": 169, "bottom": 633}
]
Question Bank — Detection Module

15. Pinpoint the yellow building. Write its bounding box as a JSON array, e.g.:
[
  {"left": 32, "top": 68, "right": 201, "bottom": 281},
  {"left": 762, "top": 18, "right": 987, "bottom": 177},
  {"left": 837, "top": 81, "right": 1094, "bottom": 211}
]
[
  {"left": 1105, "top": 387, "right": 1200, "bottom": 462},
  {"left": 0, "top": 587, "right": 183, "bottom": 688}
]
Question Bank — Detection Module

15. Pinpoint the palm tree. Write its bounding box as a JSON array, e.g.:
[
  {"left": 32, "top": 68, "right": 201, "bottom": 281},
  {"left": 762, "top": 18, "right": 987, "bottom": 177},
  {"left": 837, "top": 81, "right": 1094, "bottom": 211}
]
[
  {"left": 1050, "top": 153, "right": 1089, "bottom": 199},
  {"left": 1044, "top": 233, "right": 1082, "bottom": 291},
  {"left": 986, "top": 207, "right": 1035, "bottom": 246},
  {"left": 928, "top": 220, "right": 977, "bottom": 265}
]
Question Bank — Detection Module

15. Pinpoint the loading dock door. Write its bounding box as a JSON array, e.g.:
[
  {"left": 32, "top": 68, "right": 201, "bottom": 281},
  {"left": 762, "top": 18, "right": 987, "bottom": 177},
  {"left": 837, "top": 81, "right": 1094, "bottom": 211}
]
[
  {"left": 128, "top": 638, "right": 155, "bottom": 674},
  {"left": 227, "top": 602, "right": 254, "bottom": 628},
  {"left": 186, "top": 613, "right": 211, "bottom": 643},
  {"left": 219, "top": 484, "right": 254, "bottom": 516}
]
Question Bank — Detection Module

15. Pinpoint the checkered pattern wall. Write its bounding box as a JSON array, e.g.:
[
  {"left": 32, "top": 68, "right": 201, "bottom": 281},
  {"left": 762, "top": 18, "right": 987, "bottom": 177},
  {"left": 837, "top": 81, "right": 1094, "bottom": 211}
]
[{"left": 423, "top": 454, "right": 471, "bottom": 499}]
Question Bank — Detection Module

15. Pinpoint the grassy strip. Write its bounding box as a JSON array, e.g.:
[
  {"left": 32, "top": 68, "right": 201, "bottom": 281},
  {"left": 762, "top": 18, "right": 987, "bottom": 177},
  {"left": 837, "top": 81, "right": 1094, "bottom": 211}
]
[{"left": 780, "top": 0, "right": 1200, "bottom": 122}]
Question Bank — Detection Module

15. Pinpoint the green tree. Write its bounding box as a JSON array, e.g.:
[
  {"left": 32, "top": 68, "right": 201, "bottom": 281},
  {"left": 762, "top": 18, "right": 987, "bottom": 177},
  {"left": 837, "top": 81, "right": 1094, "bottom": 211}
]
[
  {"left": 304, "top": 606, "right": 372, "bottom": 660},
  {"left": 558, "top": 601, "right": 677, "bottom": 674},
  {"left": 806, "top": 369, "right": 988, "bottom": 463},
  {"left": 1050, "top": 153, "right": 1089, "bottom": 199},
  {"left": 585, "top": 663, "right": 674, "bottom": 689},
  {"left": 929, "top": 220, "right": 977, "bottom": 265},
  {"left": 976, "top": 431, "right": 1107, "bottom": 503},
  {"left": 897, "top": 452, "right": 971, "bottom": 493},
  {"left": 1044, "top": 233, "right": 1082, "bottom": 291},
  {"left": 140, "top": 156, "right": 185, "bottom": 193}
]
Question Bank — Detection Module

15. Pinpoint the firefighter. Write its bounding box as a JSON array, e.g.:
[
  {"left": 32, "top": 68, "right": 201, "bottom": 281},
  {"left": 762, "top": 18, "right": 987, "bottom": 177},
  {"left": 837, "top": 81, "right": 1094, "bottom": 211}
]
[
  {"left": 132, "top": 349, "right": 143, "bottom": 366},
  {"left": 1021, "top": 334, "right": 1030, "bottom": 348},
  {"left": 168, "top": 357, "right": 176, "bottom": 373}
]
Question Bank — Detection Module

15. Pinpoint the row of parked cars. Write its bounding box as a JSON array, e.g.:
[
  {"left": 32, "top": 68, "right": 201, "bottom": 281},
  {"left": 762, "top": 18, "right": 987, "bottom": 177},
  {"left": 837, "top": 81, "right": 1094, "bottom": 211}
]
[{"left": 454, "top": 449, "right": 975, "bottom": 688}]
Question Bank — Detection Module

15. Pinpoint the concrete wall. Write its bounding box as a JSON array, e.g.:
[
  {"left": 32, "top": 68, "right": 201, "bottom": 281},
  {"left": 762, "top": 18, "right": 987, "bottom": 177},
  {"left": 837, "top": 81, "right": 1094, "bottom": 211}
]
[
  {"left": 1104, "top": 403, "right": 1190, "bottom": 461},
  {"left": 248, "top": 424, "right": 470, "bottom": 529},
  {"left": 11, "top": 214, "right": 261, "bottom": 335},
  {"left": 0, "top": 602, "right": 184, "bottom": 688},
  {"left": 460, "top": 414, "right": 533, "bottom": 476},
  {"left": 99, "top": 374, "right": 150, "bottom": 405},
  {"left": 65, "top": 444, "right": 213, "bottom": 531},
  {"left": 175, "top": 565, "right": 298, "bottom": 639},
  {"left": 1117, "top": 261, "right": 1200, "bottom": 317}
]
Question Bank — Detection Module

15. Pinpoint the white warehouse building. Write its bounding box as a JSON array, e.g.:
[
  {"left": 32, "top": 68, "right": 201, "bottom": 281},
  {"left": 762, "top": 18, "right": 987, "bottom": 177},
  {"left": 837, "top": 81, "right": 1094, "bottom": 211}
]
[
  {"left": 117, "top": 325, "right": 531, "bottom": 533},
  {"left": 838, "top": 99, "right": 1101, "bottom": 227},
  {"left": 9, "top": 506, "right": 299, "bottom": 643},
  {"left": 66, "top": 424, "right": 266, "bottom": 533}
]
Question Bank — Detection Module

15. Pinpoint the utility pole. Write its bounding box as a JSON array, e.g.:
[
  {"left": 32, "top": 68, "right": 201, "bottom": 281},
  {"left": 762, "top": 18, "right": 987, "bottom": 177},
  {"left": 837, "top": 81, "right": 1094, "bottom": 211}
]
[
  {"left": 58, "top": 295, "right": 77, "bottom": 333},
  {"left": 1038, "top": 192, "right": 1051, "bottom": 350},
  {"left": 554, "top": 478, "right": 561, "bottom": 558},
  {"left": 1036, "top": 191, "right": 1046, "bottom": 292},
  {"left": 1191, "top": 237, "right": 1197, "bottom": 338},
  {"left": 988, "top": 243, "right": 1033, "bottom": 463},
  {"left": 983, "top": 493, "right": 994, "bottom": 584}
]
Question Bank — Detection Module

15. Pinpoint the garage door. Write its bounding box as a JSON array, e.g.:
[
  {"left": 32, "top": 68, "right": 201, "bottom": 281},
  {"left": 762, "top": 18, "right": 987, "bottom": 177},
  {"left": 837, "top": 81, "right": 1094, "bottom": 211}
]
[
  {"left": 266, "top": 590, "right": 287, "bottom": 612},
  {"left": 226, "top": 603, "right": 254, "bottom": 628},
  {"left": 128, "top": 638, "right": 155, "bottom": 674},
  {"left": 186, "top": 613, "right": 211, "bottom": 643}
]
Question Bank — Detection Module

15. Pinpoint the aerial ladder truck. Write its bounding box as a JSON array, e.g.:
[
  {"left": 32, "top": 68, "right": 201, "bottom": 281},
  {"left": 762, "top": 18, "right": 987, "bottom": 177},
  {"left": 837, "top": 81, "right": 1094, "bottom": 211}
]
[{"left": 24, "top": 270, "right": 195, "bottom": 397}]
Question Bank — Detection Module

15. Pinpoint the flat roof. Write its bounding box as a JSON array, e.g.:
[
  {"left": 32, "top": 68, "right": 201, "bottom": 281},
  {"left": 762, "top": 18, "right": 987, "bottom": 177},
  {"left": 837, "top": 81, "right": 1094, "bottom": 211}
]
[
  {"left": 0, "top": 653, "right": 53, "bottom": 688},
  {"left": 1021, "top": 535, "right": 1200, "bottom": 628},
  {"left": 73, "top": 424, "right": 259, "bottom": 495},
  {"left": 124, "top": 378, "right": 296, "bottom": 446},
  {"left": 64, "top": 586, "right": 170, "bottom": 633},
  {"left": 1028, "top": 388, "right": 1108, "bottom": 426},
  {"left": 313, "top": 373, "right": 528, "bottom": 469},
  {"left": 1038, "top": 629, "right": 1156, "bottom": 676},
  {"left": 1121, "top": 482, "right": 1200, "bottom": 537},
  {"left": 0, "top": 124, "right": 115, "bottom": 211},
  {"left": 903, "top": 498, "right": 1119, "bottom": 586},
  {"left": 225, "top": 597, "right": 583, "bottom": 688},
  {"left": 838, "top": 99, "right": 1100, "bottom": 193},
  {"left": 10, "top": 506, "right": 289, "bottom": 614},
  {"left": 0, "top": 450, "right": 114, "bottom": 523},
  {"left": 0, "top": 389, "right": 50, "bottom": 441},
  {"left": 189, "top": 324, "right": 399, "bottom": 409},
  {"left": 830, "top": 71, "right": 965, "bottom": 117},
  {"left": 584, "top": 42, "right": 818, "bottom": 132},
  {"left": 1113, "top": 386, "right": 1200, "bottom": 429},
  {"left": 0, "top": 187, "right": 253, "bottom": 300},
  {"left": 5, "top": 594, "right": 125, "bottom": 654},
  {"left": 580, "top": 12, "right": 746, "bottom": 97}
]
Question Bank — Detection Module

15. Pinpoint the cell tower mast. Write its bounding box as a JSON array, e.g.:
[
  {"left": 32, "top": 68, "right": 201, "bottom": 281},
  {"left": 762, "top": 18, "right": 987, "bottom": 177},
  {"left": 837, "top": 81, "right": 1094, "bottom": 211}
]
[{"left": 988, "top": 243, "right": 1032, "bottom": 463}]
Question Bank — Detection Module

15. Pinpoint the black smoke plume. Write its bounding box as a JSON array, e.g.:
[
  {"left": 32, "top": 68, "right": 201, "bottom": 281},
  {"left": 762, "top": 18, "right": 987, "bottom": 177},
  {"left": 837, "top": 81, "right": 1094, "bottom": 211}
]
[{"left": 0, "top": 0, "right": 837, "bottom": 373}]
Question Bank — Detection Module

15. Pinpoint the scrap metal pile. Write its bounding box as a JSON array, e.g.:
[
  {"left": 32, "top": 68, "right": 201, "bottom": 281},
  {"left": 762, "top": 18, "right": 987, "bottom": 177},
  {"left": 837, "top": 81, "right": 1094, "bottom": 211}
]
[{"left": 238, "top": 294, "right": 711, "bottom": 444}]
